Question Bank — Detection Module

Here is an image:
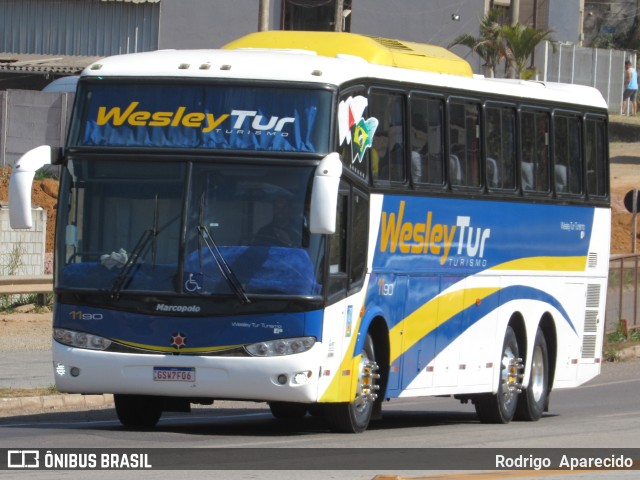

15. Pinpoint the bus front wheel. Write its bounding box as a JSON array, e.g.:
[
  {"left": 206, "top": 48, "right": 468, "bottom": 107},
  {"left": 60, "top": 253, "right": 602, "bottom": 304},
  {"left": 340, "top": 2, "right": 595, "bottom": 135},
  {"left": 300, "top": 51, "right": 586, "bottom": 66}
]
[
  {"left": 515, "top": 328, "right": 549, "bottom": 421},
  {"left": 474, "top": 326, "right": 522, "bottom": 424},
  {"left": 114, "top": 394, "right": 163, "bottom": 428},
  {"left": 324, "top": 334, "right": 380, "bottom": 433}
]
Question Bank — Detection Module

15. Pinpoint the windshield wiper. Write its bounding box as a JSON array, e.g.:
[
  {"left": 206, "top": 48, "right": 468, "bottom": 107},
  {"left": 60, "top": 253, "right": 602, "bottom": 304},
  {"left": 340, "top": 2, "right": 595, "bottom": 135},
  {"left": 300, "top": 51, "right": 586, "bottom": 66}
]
[
  {"left": 196, "top": 194, "right": 250, "bottom": 304},
  {"left": 109, "top": 229, "right": 153, "bottom": 299},
  {"left": 196, "top": 225, "right": 250, "bottom": 304},
  {"left": 110, "top": 196, "right": 159, "bottom": 299}
]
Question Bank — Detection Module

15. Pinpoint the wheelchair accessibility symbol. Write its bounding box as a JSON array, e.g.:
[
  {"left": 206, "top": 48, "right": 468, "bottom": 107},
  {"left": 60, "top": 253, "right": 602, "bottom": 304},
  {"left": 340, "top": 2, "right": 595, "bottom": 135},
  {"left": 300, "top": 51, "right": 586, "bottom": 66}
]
[{"left": 185, "top": 273, "right": 202, "bottom": 292}]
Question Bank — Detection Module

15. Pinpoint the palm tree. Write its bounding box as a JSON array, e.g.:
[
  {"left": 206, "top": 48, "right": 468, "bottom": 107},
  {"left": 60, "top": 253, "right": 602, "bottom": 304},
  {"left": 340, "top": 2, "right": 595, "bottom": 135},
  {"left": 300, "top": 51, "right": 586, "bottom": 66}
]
[
  {"left": 448, "top": 8, "right": 506, "bottom": 78},
  {"left": 500, "top": 23, "right": 555, "bottom": 79}
]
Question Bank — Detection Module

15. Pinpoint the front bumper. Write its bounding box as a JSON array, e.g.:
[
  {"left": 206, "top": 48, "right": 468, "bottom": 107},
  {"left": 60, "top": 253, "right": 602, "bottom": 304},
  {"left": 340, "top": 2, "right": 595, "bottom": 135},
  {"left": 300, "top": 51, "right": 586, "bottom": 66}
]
[{"left": 52, "top": 340, "right": 322, "bottom": 403}]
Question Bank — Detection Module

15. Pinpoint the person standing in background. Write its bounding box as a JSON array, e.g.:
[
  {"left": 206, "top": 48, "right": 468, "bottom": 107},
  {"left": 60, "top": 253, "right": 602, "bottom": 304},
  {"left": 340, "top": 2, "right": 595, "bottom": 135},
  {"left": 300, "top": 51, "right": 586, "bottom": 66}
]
[{"left": 623, "top": 60, "right": 638, "bottom": 116}]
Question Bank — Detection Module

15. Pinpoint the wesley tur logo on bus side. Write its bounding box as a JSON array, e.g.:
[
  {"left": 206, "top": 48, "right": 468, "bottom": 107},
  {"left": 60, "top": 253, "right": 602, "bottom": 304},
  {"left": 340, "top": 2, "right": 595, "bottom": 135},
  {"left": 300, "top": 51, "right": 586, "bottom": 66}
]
[{"left": 380, "top": 200, "right": 491, "bottom": 266}]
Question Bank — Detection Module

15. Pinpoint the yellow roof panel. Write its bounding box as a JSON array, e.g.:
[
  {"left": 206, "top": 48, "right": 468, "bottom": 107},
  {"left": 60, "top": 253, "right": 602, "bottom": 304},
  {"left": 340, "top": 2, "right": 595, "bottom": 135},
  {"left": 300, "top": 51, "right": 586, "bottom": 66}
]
[{"left": 222, "top": 31, "right": 473, "bottom": 77}]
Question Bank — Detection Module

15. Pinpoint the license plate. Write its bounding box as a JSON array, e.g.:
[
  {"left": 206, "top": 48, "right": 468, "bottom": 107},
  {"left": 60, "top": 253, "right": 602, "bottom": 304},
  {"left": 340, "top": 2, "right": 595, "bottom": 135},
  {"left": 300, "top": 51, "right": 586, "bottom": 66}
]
[{"left": 153, "top": 366, "right": 195, "bottom": 382}]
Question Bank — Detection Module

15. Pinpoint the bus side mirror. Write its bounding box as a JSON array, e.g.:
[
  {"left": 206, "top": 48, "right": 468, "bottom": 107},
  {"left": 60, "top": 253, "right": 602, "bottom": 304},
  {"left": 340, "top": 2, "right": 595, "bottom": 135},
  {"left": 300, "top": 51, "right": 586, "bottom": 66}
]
[
  {"left": 309, "top": 152, "right": 342, "bottom": 234},
  {"left": 9, "top": 145, "right": 53, "bottom": 229}
]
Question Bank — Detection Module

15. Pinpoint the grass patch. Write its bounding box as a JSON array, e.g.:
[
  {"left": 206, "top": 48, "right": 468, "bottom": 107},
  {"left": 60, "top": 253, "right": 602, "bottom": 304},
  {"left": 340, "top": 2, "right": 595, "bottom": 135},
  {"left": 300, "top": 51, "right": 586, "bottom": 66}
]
[
  {"left": 603, "top": 321, "right": 640, "bottom": 362},
  {"left": 0, "top": 385, "right": 59, "bottom": 398}
]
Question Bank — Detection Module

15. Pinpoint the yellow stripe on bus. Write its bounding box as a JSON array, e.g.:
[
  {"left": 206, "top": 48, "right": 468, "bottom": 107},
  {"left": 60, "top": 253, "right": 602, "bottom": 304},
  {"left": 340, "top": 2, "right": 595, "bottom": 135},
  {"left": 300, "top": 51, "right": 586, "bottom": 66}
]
[
  {"left": 319, "top": 314, "right": 363, "bottom": 403},
  {"left": 389, "top": 287, "right": 500, "bottom": 364},
  {"left": 490, "top": 256, "right": 587, "bottom": 272},
  {"left": 113, "top": 339, "right": 243, "bottom": 354}
]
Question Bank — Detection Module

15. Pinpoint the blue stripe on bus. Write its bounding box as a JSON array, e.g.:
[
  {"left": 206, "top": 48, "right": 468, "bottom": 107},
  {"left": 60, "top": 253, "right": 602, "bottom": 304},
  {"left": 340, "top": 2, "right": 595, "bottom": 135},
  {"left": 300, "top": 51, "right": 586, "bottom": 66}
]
[
  {"left": 390, "top": 284, "right": 577, "bottom": 389},
  {"left": 54, "top": 304, "right": 325, "bottom": 350}
]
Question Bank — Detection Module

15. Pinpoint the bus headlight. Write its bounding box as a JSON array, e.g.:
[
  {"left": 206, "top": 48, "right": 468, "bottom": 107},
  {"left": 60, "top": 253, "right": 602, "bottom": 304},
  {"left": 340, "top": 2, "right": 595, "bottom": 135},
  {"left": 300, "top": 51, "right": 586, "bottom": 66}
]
[
  {"left": 245, "top": 337, "right": 315, "bottom": 357},
  {"left": 53, "top": 328, "right": 112, "bottom": 351}
]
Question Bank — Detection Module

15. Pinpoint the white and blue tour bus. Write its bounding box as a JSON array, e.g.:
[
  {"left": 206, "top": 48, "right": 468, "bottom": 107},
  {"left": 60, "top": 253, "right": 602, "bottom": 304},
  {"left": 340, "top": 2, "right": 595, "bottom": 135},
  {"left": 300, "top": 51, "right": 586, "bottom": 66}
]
[{"left": 9, "top": 31, "right": 610, "bottom": 433}]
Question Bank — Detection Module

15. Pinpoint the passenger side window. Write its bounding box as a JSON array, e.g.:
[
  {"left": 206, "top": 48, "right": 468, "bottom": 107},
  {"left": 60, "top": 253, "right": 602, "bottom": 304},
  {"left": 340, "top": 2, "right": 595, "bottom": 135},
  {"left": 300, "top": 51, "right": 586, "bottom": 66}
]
[
  {"left": 585, "top": 117, "right": 607, "bottom": 197},
  {"left": 554, "top": 113, "right": 583, "bottom": 195},
  {"left": 449, "top": 100, "right": 481, "bottom": 187},
  {"left": 369, "top": 90, "right": 406, "bottom": 184},
  {"left": 410, "top": 94, "right": 445, "bottom": 186},
  {"left": 485, "top": 105, "right": 516, "bottom": 190},
  {"left": 521, "top": 110, "right": 550, "bottom": 193}
]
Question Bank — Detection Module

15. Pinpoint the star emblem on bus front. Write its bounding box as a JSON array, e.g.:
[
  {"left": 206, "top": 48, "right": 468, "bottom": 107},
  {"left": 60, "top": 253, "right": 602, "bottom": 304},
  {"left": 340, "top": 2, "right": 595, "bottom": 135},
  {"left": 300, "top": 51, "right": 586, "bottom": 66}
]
[{"left": 171, "top": 332, "right": 187, "bottom": 350}]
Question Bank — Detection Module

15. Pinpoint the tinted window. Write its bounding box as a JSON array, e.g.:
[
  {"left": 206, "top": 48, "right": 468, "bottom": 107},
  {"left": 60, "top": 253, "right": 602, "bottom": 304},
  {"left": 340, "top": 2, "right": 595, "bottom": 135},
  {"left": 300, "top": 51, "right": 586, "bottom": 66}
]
[
  {"left": 485, "top": 105, "right": 516, "bottom": 190},
  {"left": 554, "top": 114, "right": 583, "bottom": 195},
  {"left": 410, "top": 94, "right": 445, "bottom": 185},
  {"left": 521, "top": 110, "right": 551, "bottom": 193},
  {"left": 585, "top": 117, "right": 607, "bottom": 197},
  {"left": 370, "top": 90, "right": 406, "bottom": 184},
  {"left": 449, "top": 100, "right": 481, "bottom": 187}
]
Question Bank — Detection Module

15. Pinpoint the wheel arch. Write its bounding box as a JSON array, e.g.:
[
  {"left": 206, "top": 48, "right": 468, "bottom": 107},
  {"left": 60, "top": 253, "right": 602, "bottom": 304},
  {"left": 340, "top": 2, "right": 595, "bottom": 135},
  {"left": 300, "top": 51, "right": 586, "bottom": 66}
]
[
  {"left": 509, "top": 311, "right": 557, "bottom": 394},
  {"left": 508, "top": 311, "right": 527, "bottom": 360},
  {"left": 366, "top": 315, "right": 390, "bottom": 400},
  {"left": 538, "top": 312, "right": 558, "bottom": 394}
]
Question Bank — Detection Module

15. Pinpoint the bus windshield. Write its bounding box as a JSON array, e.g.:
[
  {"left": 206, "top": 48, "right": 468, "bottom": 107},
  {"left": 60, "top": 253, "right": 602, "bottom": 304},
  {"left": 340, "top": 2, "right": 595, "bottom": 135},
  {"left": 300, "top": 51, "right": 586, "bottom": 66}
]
[
  {"left": 69, "top": 82, "right": 331, "bottom": 153},
  {"left": 58, "top": 159, "right": 325, "bottom": 298}
]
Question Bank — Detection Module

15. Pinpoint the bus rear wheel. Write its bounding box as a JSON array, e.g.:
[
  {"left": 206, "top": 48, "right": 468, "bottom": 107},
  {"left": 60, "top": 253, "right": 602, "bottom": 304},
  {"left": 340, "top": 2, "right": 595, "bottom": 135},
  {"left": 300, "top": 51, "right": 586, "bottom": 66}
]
[
  {"left": 324, "top": 334, "right": 380, "bottom": 433},
  {"left": 474, "top": 326, "right": 523, "bottom": 424},
  {"left": 515, "top": 328, "right": 549, "bottom": 421},
  {"left": 114, "top": 394, "right": 163, "bottom": 428}
]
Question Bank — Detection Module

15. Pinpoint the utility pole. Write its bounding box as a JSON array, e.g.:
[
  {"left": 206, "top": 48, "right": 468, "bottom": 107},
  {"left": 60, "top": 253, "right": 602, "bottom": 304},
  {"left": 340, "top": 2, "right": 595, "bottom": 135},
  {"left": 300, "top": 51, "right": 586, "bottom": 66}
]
[
  {"left": 258, "top": 0, "right": 269, "bottom": 32},
  {"left": 335, "top": 0, "right": 344, "bottom": 32},
  {"left": 510, "top": 0, "right": 520, "bottom": 24}
]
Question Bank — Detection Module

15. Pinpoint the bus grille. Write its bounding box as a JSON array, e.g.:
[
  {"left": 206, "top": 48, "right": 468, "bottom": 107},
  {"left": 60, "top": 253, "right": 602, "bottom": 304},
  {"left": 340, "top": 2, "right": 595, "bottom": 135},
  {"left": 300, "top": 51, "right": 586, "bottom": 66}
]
[
  {"left": 581, "top": 335, "right": 597, "bottom": 358},
  {"left": 581, "top": 283, "right": 601, "bottom": 359}
]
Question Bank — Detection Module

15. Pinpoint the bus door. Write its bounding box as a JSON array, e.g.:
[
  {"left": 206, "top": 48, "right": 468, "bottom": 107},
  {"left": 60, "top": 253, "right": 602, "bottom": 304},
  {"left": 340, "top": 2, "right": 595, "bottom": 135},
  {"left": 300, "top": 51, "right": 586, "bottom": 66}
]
[{"left": 323, "top": 181, "right": 371, "bottom": 397}]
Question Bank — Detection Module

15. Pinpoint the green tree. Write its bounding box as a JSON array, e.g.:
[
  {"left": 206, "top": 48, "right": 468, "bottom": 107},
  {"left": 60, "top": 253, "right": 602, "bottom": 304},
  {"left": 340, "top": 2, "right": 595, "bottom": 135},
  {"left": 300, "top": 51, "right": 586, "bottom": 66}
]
[
  {"left": 448, "top": 8, "right": 506, "bottom": 78},
  {"left": 500, "top": 23, "right": 555, "bottom": 79}
]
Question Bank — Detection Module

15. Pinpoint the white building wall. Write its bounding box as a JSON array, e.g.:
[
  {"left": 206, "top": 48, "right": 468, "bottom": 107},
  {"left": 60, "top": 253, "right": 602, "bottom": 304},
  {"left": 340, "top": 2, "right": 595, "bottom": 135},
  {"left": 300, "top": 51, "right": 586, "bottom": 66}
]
[{"left": 0, "top": 206, "right": 47, "bottom": 276}]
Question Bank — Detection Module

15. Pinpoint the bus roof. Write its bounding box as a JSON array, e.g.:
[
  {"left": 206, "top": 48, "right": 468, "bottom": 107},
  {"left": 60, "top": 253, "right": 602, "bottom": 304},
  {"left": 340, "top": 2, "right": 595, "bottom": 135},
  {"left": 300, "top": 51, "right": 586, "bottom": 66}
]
[
  {"left": 221, "top": 31, "right": 474, "bottom": 78},
  {"left": 81, "top": 34, "right": 608, "bottom": 112}
]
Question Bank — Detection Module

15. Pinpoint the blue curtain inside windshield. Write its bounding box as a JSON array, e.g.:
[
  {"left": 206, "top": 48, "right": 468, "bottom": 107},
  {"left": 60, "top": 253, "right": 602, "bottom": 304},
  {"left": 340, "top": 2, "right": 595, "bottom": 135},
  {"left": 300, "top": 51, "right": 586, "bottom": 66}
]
[{"left": 75, "top": 84, "right": 330, "bottom": 153}]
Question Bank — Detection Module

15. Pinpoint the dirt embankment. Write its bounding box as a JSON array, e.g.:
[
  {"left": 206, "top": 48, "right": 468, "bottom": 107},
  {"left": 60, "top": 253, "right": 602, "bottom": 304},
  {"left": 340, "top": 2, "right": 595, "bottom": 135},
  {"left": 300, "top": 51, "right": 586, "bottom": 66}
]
[
  {"left": 0, "top": 168, "right": 57, "bottom": 253},
  {"left": 610, "top": 141, "right": 640, "bottom": 254}
]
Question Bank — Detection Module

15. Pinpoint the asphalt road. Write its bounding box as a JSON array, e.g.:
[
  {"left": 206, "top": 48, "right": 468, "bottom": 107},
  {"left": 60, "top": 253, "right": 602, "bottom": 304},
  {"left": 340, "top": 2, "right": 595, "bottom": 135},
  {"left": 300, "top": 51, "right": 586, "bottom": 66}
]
[
  {"left": 0, "top": 351, "right": 52, "bottom": 389},
  {"left": 0, "top": 358, "right": 639, "bottom": 479}
]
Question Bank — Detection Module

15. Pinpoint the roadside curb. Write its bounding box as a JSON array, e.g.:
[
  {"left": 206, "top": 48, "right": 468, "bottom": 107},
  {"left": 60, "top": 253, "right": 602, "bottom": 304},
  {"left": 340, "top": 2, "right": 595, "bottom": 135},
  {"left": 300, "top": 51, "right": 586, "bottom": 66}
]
[
  {"left": 616, "top": 344, "right": 640, "bottom": 361},
  {"left": 0, "top": 393, "right": 114, "bottom": 416}
]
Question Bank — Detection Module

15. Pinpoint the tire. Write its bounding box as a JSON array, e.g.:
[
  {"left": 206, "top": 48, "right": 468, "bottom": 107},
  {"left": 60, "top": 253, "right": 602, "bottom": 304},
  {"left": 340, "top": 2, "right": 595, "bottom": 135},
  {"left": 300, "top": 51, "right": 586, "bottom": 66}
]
[
  {"left": 268, "top": 401, "right": 308, "bottom": 419},
  {"left": 114, "top": 394, "right": 163, "bottom": 428},
  {"left": 474, "top": 326, "right": 522, "bottom": 424},
  {"left": 324, "top": 334, "right": 380, "bottom": 433},
  {"left": 515, "top": 328, "right": 549, "bottom": 421}
]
